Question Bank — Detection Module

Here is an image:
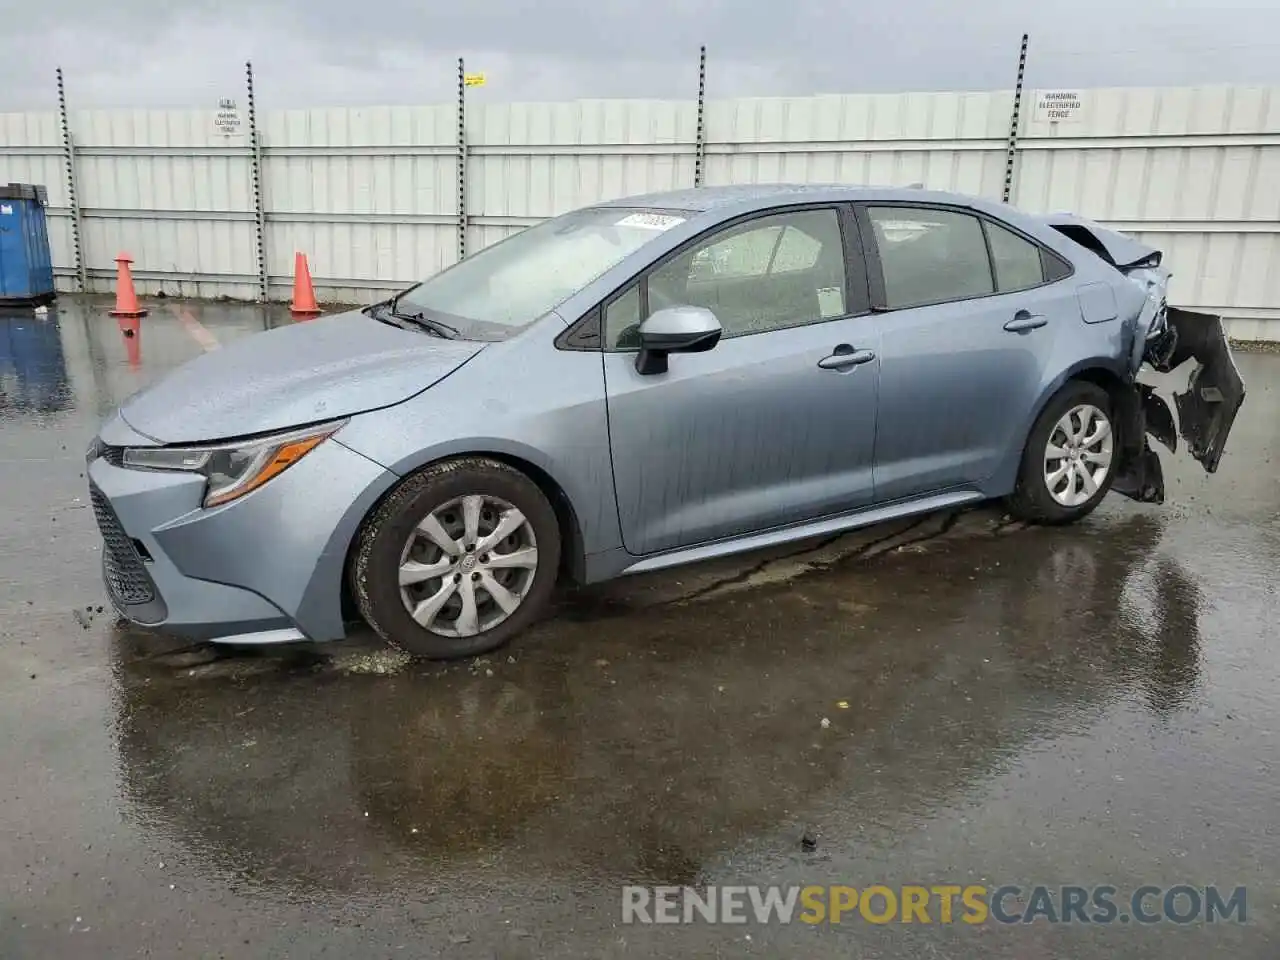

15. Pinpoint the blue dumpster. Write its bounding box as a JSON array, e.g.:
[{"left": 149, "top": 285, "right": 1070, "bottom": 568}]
[{"left": 0, "top": 183, "right": 56, "bottom": 304}]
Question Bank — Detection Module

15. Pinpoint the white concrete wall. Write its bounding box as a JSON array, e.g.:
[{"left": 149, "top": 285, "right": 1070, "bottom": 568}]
[{"left": 1, "top": 85, "right": 1277, "bottom": 339}]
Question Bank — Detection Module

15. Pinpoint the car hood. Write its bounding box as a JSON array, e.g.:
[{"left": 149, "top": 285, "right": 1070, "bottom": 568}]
[{"left": 119, "top": 310, "right": 484, "bottom": 444}]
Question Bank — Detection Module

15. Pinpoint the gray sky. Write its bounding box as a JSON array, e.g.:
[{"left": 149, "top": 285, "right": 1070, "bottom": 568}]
[{"left": 4, "top": 0, "right": 1280, "bottom": 110}]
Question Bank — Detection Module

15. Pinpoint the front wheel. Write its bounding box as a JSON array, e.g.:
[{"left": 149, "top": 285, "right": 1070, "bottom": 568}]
[
  {"left": 351, "top": 458, "right": 561, "bottom": 659},
  {"left": 1006, "top": 381, "right": 1117, "bottom": 525}
]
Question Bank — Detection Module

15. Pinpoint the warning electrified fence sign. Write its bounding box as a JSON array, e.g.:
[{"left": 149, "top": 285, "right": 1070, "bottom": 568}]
[
  {"left": 214, "top": 98, "right": 243, "bottom": 137},
  {"left": 1033, "top": 90, "right": 1085, "bottom": 123}
]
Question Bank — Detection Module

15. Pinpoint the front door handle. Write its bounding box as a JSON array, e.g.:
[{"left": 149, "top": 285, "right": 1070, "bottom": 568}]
[
  {"left": 1004, "top": 311, "right": 1048, "bottom": 333},
  {"left": 817, "top": 345, "right": 876, "bottom": 370}
]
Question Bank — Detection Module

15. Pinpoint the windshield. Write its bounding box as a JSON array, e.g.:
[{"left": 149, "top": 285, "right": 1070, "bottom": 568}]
[{"left": 393, "top": 206, "right": 690, "bottom": 340}]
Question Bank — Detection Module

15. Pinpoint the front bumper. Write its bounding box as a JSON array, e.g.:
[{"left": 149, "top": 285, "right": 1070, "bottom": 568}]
[{"left": 87, "top": 416, "right": 397, "bottom": 643}]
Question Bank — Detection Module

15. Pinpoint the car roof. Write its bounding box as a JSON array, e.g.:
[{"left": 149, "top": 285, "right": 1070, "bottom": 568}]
[
  {"left": 589, "top": 184, "right": 1089, "bottom": 261},
  {"left": 593, "top": 183, "right": 994, "bottom": 215}
]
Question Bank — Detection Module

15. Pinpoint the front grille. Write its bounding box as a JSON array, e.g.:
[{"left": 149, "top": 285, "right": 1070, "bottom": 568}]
[
  {"left": 89, "top": 486, "right": 155, "bottom": 605},
  {"left": 85, "top": 438, "right": 123, "bottom": 466}
]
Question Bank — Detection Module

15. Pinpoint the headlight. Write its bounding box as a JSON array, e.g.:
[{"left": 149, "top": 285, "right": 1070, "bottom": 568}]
[{"left": 122, "top": 421, "right": 346, "bottom": 507}]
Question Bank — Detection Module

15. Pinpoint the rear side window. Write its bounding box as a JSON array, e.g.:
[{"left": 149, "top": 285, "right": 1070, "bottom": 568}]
[
  {"left": 984, "top": 221, "right": 1045, "bottom": 292},
  {"left": 867, "top": 207, "right": 993, "bottom": 309}
]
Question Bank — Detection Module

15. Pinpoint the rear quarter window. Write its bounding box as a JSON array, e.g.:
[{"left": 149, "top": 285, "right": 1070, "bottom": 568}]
[{"left": 984, "top": 221, "right": 1045, "bottom": 292}]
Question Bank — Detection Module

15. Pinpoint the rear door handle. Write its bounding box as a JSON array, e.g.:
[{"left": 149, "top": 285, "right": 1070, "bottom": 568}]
[
  {"left": 817, "top": 346, "right": 876, "bottom": 370},
  {"left": 1004, "top": 311, "right": 1048, "bottom": 333}
]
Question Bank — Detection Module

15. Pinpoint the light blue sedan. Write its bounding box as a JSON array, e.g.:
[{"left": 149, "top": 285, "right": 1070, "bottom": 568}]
[{"left": 86, "top": 185, "right": 1244, "bottom": 658}]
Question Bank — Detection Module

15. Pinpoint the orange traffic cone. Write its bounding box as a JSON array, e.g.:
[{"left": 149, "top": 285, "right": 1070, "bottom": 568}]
[
  {"left": 290, "top": 252, "right": 322, "bottom": 319},
  {"left": 109, "top": 253, "right": 147, "bottom": 318}
]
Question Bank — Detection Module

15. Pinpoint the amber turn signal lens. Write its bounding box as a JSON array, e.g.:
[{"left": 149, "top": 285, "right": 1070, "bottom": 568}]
[{"left": 204, "top": 434, "right": 329, "bottom": 507}]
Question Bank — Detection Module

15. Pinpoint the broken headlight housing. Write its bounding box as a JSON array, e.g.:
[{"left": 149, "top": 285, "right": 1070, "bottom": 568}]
[{"left": 121, "top": 420, "right": 347, "bottom": 507}]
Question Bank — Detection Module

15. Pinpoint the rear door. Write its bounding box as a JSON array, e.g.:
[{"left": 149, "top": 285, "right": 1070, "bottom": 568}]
[
  {"left": 602, "top": 205, "right": 882, "bottom": 556},
  {"left": 857, "top": 203, "right": 1078, "bottom": 501}
]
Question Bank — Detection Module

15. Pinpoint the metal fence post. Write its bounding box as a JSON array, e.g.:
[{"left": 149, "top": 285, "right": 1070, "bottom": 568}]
[
  {"left": 55, "top": 67, "right": 86, "bottom": 293},
  {"left": 245, "top": 61, "right": 269, "bottom": 303},
  {"left": 456, "top": 57, "right": 468, "bottom": 262},
  {"left": 694, "top": 45, "right": 708, "bottom": 188},
  {"left": 1001, "top": 33, "right": 1029, "bottom": 204}
]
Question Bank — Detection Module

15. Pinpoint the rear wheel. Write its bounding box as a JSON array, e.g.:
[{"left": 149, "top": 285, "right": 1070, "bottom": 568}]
[
  {"left": 1007, "top": 381, "right": 1117, "bottom": 525},
  {"left": 351, "top": 458, "right": 561, "bottom": 659}
]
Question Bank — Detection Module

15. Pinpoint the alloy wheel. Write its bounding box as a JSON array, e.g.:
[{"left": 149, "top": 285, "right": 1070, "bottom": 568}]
[
  {"left": 1043, "top": 403, "right": 1114, "bottom": 507},
  {"left": 397, "top": 495, "right": 539, "bottom": 638}
]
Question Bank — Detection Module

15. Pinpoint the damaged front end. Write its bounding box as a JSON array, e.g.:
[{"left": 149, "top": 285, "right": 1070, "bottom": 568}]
[{"left": 1046, "top": 214, "right": 1247, "bottom": 504}]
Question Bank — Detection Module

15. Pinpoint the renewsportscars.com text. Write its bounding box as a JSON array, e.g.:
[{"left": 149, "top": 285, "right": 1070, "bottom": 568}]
[{"left": 621, "top": 884, "right": 1247, "bottom": 925}]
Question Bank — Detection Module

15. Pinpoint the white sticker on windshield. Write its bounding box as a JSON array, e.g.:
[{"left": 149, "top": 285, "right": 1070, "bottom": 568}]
[{"left": 616, "top": 212, "right": 686, "bottom": 231}]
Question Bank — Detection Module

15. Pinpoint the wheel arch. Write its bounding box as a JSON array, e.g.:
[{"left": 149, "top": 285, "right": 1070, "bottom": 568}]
[
  {"left": 1027, "top": 359, "right": 1129, "bottom": 440},
  {"left": 477, "top": 451, "right": 587, "bottom": 585},
  {"left": 338, "top": 450, "right": 587, "bottom": 624},
  {"left": 988, "top": 358, "right": 1131, "bottom": 496},
  {"left": 1069, "top": 365, "right": 1128, "bottom": 402}
]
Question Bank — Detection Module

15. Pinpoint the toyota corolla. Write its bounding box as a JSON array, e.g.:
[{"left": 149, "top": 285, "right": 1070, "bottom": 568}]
[{"left": 86, "top": 185, "right": 1244, "bottom": 658}]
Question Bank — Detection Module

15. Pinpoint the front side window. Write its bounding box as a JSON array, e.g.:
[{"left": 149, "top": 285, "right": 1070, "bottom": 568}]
[
  {"left": 605, "top": 208, "right": 848, "bottom": 348},
  {"left": 395, "top": 206, "right": 689, "bottom": 341},
  {"left": 868, "top": 207, "right": 994, "bottom": 309}
]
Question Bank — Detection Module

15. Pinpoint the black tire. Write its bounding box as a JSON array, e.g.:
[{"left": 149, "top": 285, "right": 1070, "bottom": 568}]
[
  {"left": 1006, "top": 380, "right": 1117, "bottom": 525},
  {"left": 351, "top": 457, "right": 561, "bottom": 659}
]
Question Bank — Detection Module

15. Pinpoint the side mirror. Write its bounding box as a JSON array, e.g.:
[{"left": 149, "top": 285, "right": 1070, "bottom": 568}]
[{"left": 635, "top": 306, "right": 722, "bottom": 376}]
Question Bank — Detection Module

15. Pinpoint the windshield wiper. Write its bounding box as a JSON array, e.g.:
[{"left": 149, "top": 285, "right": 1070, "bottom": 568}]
[
  {"left": 391, "top": 308, "right": 462, "bottom": 340},
  {"left": 365, "top": 300, "right": 461, "bottom": 339}
]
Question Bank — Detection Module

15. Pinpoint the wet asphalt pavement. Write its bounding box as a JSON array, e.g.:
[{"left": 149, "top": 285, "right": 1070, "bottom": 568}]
[{"left": 1, "top": 298, "right": 1278, "bottom": 958}]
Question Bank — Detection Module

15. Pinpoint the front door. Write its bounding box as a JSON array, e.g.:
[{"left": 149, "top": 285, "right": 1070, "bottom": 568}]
[
  {"left": 859, "top": 204, "right": 1070, "bottom": 501},
  {"left": 602, "top": 206, "right": 881, "bottom": 557}
]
